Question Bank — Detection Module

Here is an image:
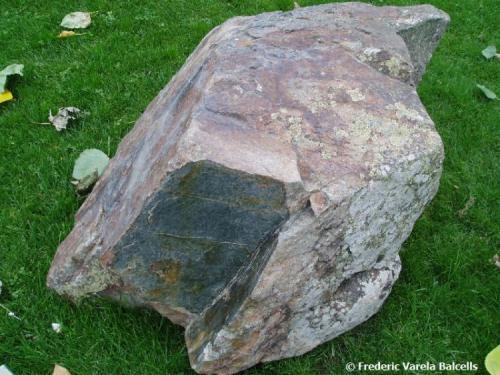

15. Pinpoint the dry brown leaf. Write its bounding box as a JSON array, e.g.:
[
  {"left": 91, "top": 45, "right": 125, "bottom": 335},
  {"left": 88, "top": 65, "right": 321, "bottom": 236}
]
[
  {"left": 58, "top": 30, "right": 76, "bottom": 38},
  {"left": 53, "top": 364, "right": 71, "bottom": 375},
  {"left": 48, "top": 107, "right": 81, "bottom": 131},
  {"left": 58, "top": 31, "right": 87, "bottom": 38}
]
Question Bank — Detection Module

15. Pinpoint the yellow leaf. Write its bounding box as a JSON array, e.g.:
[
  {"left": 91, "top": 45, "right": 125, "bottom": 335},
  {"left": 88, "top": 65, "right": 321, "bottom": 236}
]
[
  {"left": 486, "top": 345, "right": 500, "bottom": 375},
  {"left": 53, "top": 364, "right": 71, "bottom": 375},
  {"left": 0, "top": 90, "right": 13, "bottom": 104},
  {"left": 58, "top": 31, "right": 76, "bottom": 38}
]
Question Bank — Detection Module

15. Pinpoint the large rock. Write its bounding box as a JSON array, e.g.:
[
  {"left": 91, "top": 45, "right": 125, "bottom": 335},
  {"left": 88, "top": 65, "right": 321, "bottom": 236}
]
[{"left": 47, "top": 2, "right": 449, "bottom": 373}]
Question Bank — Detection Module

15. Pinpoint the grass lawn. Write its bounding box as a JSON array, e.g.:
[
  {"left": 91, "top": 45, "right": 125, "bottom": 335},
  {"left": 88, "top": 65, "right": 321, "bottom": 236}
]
[{"left": 1, "top": 0, "right": 499, "bottom": 374}]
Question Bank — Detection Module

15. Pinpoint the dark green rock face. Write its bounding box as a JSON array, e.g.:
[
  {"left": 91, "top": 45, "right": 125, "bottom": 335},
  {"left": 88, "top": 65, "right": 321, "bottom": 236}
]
[{"left": 112, "top": 160, "right": 288, "bottom": 313}]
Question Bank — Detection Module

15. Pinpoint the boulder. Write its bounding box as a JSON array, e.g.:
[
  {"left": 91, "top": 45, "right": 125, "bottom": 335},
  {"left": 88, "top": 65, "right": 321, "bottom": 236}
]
[{"left": 47, "top": 2, "right": 449, "bottom": 373}]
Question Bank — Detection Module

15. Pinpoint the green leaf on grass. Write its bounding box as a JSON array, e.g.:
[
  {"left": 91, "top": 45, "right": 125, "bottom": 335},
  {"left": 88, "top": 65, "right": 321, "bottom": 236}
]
[
  {"left": 72, "top": 149, "right": 109, "bottom": 181},
  {"left": 0, "top": 64, "right": 24, "bottom": 92},
  {"left": 485, "top": 345, "right": 500, "bottom": 375},
  {"left": 482, "top": 45, "right": 497, "bottom": 59},
  {"left": 477, "top": 84, "right": 497, "bottom": 100}
]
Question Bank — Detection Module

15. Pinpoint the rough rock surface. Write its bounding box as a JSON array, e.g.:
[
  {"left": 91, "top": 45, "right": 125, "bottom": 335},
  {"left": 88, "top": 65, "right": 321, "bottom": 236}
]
[{"left": 47, "top": 2, "right": 449, "bottom": 373}]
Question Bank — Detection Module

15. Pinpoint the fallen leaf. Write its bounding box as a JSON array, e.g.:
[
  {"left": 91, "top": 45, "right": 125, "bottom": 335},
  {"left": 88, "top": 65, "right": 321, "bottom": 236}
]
[
  {"left": 61, "top": 12, "right": 92, "bottom": 29},
  {"left": 0, "top": 64, "right": 24, "bottom": 92},
  {"left": 482, "top": 45, "right": 497, "bottom": 59},
  {"left": 58, "top": 30, "right": 87, "bottom": 38},
  {"left": 71, "top": 149, "right": 109, "bottom": 194},
  {"left": 0, "top": 365, "right": 14, "bottom": 375},
  {"left": 492, "top": 254, "right": 500, "bottom": 269},
  {"left": 477, "top": 84, "right": 497, "bottom": 100},
  {"left": 0, "top": 90, "right": 13, "bottom": 104},
  {"left": 58, "top": 30, "right": 76, "bottom": 38},
  {"left": 457, "top": 195, "right": 475, "bottom": 217},
  {"left": 58, "top": 30, "right": 88, "bottom": 38},
  {"left": 486, "top": 345, "right": 500, "bottom": 375},
  {"left": 72, "top": 170, "right": 99, "bottom": 195},
  {"left": 53, "top": 364, "right": 71, "bottom": 375},
  {"left": 294, "top": 1, "right": 301, "bottom": 8},
  {"left": 51, "top": 322, "right": 62, "bottom": 333},
  {"left": 48, "top": 107, "right": 81, "bottom": 131}
]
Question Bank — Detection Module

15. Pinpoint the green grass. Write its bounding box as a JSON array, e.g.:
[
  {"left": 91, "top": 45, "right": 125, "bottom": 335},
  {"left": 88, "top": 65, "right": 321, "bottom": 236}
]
[{"left": 0, "top": 0, "right": 498, "bottom": 374}]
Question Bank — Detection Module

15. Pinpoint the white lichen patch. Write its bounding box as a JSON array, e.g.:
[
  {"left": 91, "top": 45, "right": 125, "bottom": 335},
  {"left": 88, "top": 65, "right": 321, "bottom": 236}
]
[
  {"left": 306, "top": 88, "right": 335, "bottom": 114},
  {"left": 357, "top": 48, "right": 411, "bottom": 81},
  {"left": 346, "top": 88, "right": 365, "bottom": 102},
  {"left": 269, "top": 111, "right": 334, "bottom": 161},
  {"left": 362, "top": 47, "right": 382, "bottom": 57},
  {"left": 320, "top": 148, "right": 333, "bottom": 160},
  {"left": 275, "top": 261, "right": 400, "bottom": 359},
  {"left": 287, "top": 116, "right": 305, "bottom": 143},
  {"left": 339, "top": 40, "right": 363, "bottom": 51},
  {"left": 383, "top": 56, "right": 407, "bottom": 78},
  {"left": 386, "top": 102, "right": 428, "bottom": 123},
  {"left": 345, "top": 156, "right": 441, "bottom": 273},
  {"left": 288, "top": 80, "right": 370, "bottom": 116},
  {"left": 332, "top": 128, "right": 349, "bottom": 142}
]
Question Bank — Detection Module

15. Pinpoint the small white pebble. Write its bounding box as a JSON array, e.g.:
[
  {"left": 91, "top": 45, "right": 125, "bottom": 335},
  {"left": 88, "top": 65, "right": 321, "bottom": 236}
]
[{"left": 51, "top": 323, "right": 62, "bottom": 333}]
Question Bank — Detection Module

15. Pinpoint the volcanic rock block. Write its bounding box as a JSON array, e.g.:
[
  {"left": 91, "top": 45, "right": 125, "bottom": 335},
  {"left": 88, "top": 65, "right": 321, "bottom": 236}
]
[{"left": 47, "top": 2, "right": 449, "bottom": 374}]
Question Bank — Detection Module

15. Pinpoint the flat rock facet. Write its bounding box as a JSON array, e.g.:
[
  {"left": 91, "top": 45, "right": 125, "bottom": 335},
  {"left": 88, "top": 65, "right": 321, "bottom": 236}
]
[{"left": 47, "top": 2, "right": 449, "bottom": 373}]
